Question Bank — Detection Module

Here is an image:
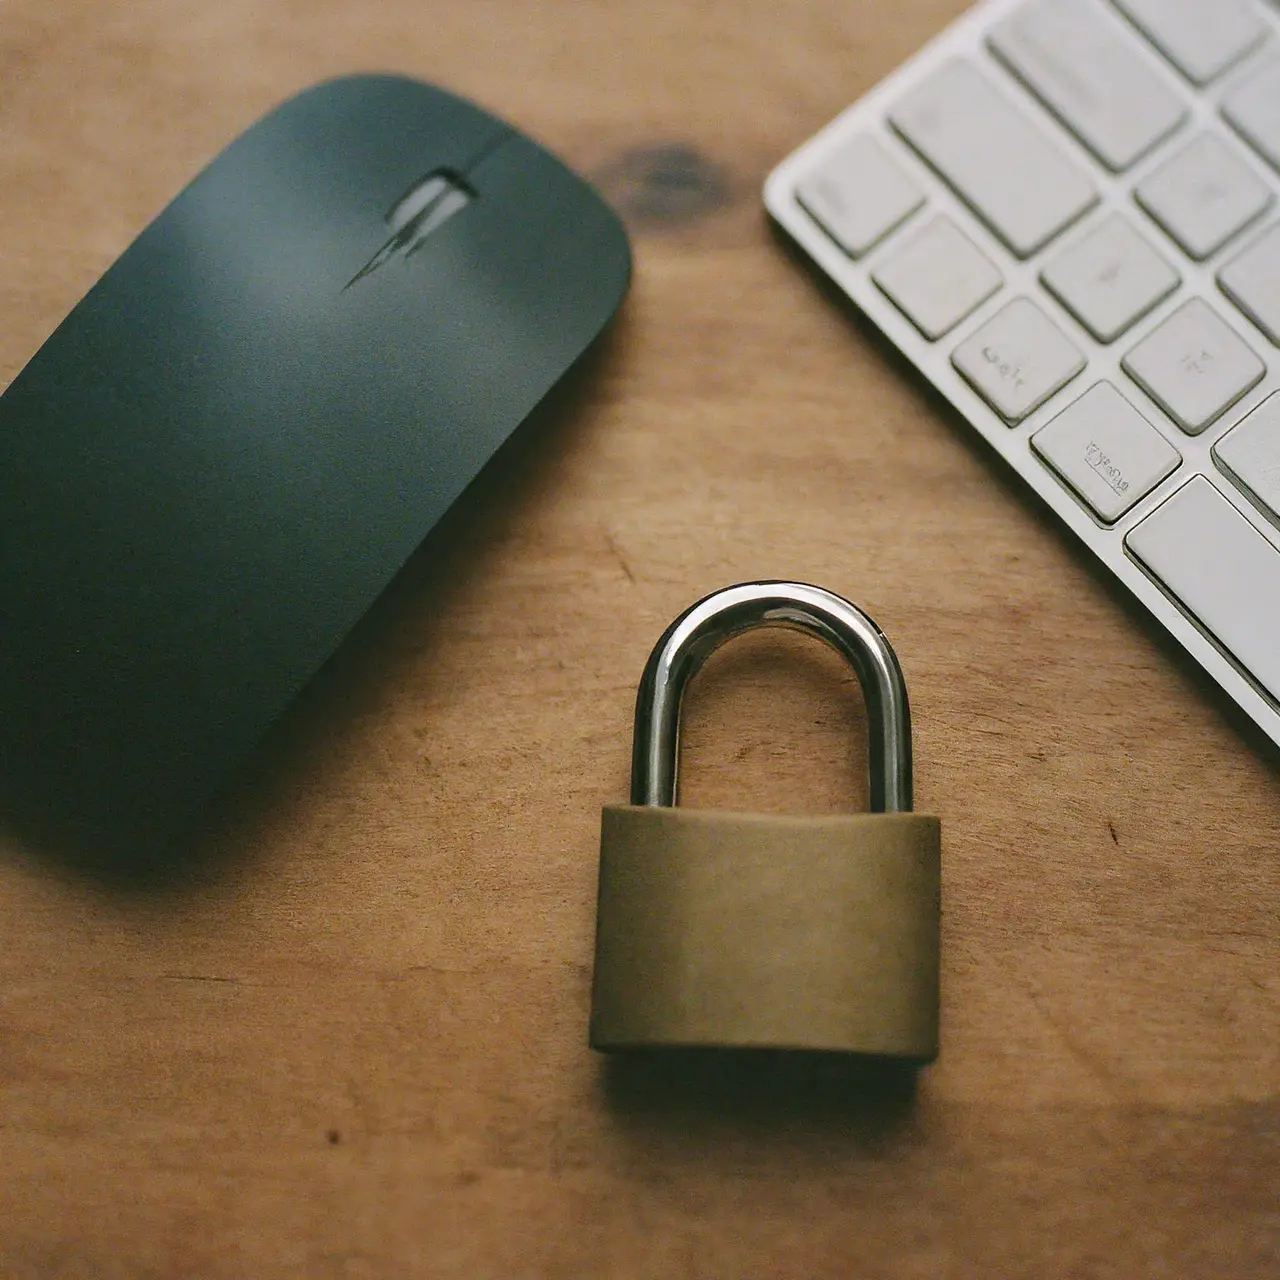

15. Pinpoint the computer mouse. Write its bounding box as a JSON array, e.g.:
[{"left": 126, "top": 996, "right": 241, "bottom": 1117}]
[{"left": 0, "top": 74, "right": 631, "bottom": 853}]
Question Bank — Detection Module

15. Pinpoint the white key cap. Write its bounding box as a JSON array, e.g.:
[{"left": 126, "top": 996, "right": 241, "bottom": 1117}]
[
  {"left": 989, "top": 0, "right": 1187, "bottom": 172},
  {"left": 1111, "top": 0, "right": 1267, "bottom": 87},
  {"left": 1032, "top": 381, "right": 1181, "bottom": 522},
  {"left": 1223, "top": 60, "right": 1280, "bottom": 174},
  {"left": 1135, "top": 133, "right": 1273, "bottom": 262},
  {"left": 1122, "top": 298, "right": 1265, "bottom": 434},
  {"left": 952, "top": 297, "right": 1086, "bottom": 422},
  {"left": 796, "top": 135, "right": 926, "bottom": 258},
  {"left": 1219, "top": 223, "right": 1280, "bottom": 345},
  {"left": 871, "top": 215, "right": 1003, "bottom": 340},
  {"left": 1212, "top": 391, "right": 1280, "bottom": 525},
  {"left": 1041, "top": 214, "right": 1181, "bottom": 343},
  {"left": 1126, "top": 476, "right": 1280, "bottom": 701},
  {"left": 888, "top": 60, "right": 1098, "bottom": 258}
]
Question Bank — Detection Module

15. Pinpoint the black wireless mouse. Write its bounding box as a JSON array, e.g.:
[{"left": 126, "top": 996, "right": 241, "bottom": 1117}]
[{"left": 0, "top": 74, "right": 631, "bottom": 853}]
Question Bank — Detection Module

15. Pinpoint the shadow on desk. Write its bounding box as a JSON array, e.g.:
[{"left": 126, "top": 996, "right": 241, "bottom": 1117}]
[{"left": 602, "top": 1049, "right": 919, "bottom": 1149}]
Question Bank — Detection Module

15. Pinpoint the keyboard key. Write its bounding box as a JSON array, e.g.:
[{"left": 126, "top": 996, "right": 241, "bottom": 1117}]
[
  {"left": 1224, "top": 60, "right": 1280, "bottom": 175},
  {"left": 952, "top": 297, "right": 1086, "bottom": 422},
  {"left": 1032, "top": 381, "right": 1181, "bottom": 522},
  {"left": 1219, "top": 223, "right": 1280, "bottom": 344},
  {"left": 871, "top": 215, "right": 1003, "bottom": 340},
  {"left": 1212, "top": 391, "right": 1280, "bottom": 526},
  {"left": 1135, "top": 133, "right": 1273, "bottom": 261},
  {"left": 1041, "top": 214, "right": 1181, "bottom": 343},
  {"left": 1126, "top": 476, "right": 1280, "bottom": 702},
  {"left": 1122, "top": 298, "right": 1265, "bottom": 435},
  {"left": 797, "top": 135, "right": 926, "bottom": 258},
  {"left": 1110, "top": 0, "right": 1267, "bottom": 87},
  {"left": 989, "top": 0, "right": 1187, "bottom": 172},
  {"left": 888, "top": 60, "right": 1098, "bottom": 258}
]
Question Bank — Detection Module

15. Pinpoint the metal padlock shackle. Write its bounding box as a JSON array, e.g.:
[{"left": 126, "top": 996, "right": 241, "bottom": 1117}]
[{"left": 629, "top": 581, "right": 913, "bottom": 812}]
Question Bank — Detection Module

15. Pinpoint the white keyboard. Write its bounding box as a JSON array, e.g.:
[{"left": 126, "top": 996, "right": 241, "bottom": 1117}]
[{"left": 765, "top": 0, "right": 1280, "bottom": 752}]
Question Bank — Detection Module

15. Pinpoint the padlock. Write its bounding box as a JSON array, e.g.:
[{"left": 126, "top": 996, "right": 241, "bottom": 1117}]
[{"left": 589, "top": 582, "right": 940, "bottom": 1059}]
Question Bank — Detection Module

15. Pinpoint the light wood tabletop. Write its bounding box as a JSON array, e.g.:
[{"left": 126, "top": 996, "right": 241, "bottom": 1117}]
[{"left": 1, "top": 1, "right": 1277, "bottom": 1275}]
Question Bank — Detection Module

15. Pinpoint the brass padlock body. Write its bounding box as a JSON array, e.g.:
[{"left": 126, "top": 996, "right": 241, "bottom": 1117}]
[{"left": 590, "top": 806, "right": 940, "bottom": 1058}]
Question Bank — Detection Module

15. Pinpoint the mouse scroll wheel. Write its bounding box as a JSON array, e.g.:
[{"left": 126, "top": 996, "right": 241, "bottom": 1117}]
[
  {"left": 346, "top": 171, "right": 474, "bottom": 289},
  {"left": 386, "top": 171, "right": 473, "bottom": 242}
]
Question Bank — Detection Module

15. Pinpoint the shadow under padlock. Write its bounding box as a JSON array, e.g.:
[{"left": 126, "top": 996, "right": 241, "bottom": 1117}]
[{"left": 589, "top": 582, "right": 941, "bottom": 1060}]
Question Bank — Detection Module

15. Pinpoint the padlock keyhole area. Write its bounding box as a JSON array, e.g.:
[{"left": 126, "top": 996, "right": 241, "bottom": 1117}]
[{"left": 674, "top": 628, "right": 870, "bottom": 815}]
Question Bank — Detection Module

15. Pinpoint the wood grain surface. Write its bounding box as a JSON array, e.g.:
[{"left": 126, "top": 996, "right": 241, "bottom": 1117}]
[{"left": 1, "top": 1, "right": 1277, "bottom": 1275}]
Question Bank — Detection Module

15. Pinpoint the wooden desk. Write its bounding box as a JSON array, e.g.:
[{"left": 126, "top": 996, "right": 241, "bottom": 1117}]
[{"left": 1, "top": 1, "right": 1276, "bottom": 1274}]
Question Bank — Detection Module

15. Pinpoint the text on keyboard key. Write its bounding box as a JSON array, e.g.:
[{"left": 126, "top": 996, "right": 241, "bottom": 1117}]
[
  {"left": 1223, "top": 59, "right": 1280, "bottom": 175},
  {"left": 1041, "top": 213, "right": 1181, "bottom": 343},
  {"left": 1135, "top": 133, "right": 1273, "bottom": 262},
  {"left": 952, "top": 297, "right": 1086, "bottom": 423},
  {"left": 1032, "top": 381, "right": 1181, "bottom": 523},
  {"left": 888, "top": 59, "right": 1098, "bottom": 258},
  {"left": 1212, "top": 391, "right": 1280, "bottom": 527},
  {"left": 871, "top": 215, "right": 1003, "bottom": 340},
  {"left": 796, "top": 135, "right": 926, "bottom": 258},
  {"left": 989, "top": 0, "right": 1187, "bottom": 173},
  {"left": 1126, "top": 477, "right": 1280, "bottom": 703},
  {"left": 1122, "top": 298, "right": 1265, "bottom": 434},
  {"left": 1110, "top": 0, "right": 1267, "bottom": 87},
  {"left": 1219, "top": 222, "right": 1280, "bottom": 345}
]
